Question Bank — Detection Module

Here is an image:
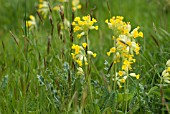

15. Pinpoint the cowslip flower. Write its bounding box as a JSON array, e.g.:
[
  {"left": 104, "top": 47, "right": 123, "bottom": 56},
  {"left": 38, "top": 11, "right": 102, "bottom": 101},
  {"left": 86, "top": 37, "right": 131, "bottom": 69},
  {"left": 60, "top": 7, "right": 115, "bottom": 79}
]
[
  {"left": 72, "top": 15, "right": 98, "bottom": 38},
  {"left": 26, "top": 15, "right": 36, "bottom": 29},
  {"left": 72, "top": 0, "right": 81, "bottom": 11},
  {"left": 71, "top": 44, "right": 96, "bottom": 67},
  {"left": 166, "top": 59, "right": 170, "bottom": 67},
  {"left": 53, "top": 5, "right": 64, "bottom": 11},
  {"left": 112, "top": 72, "right": 128, "bottom": 88},
  {"left": 129, "top": 73, "right": 140, "bottom": 79},
  {"left": 162, "top": 59, "right": 170, "bottom": 84},
  {"left": 37, "top": 0, "right": 49, "bottom": 18},
  {"left": 77, "top": 67, "right": 84, "bottom": 76},
  {"left": 105, "top": 16, "right": 143, "bottom": 88}
]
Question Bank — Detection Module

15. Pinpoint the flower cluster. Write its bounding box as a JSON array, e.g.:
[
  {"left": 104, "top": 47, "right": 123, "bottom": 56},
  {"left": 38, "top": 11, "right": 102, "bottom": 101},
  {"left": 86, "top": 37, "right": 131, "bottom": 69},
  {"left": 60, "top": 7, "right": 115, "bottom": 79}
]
[
  {"left": 53, "top": 5, "right": 64, "bottom": 12},
  {"left": 26, "top": 15, "right": 36, "bottom": 30},
  {"left": 71, "top": 43, "right": 96, "bottom": 75},
  {"left": 161, "top": 59, "right": 170, "bottom": 83},
  {"left": 38, "top": 0, "right": 71, "bottom": 18},
  {"left": 71, "top": 15, "right": 98, "bottom": 76},
  {"left": 72, "top": 15, "right": 98, "bottom": 38},
  {"left": 105, "top": 16, "right": 143, "bottom": 88},
  {"left": 38, "top": 0, "right": 49, "bottom": 18},
  {"left": 58, "top": 0, "right": 68, "bottom": 2},
  {"left": 71, "top": 43, "right": 96, "bottom": 67},
  {"left": 72, "top": 0, "right": 82, "bottom": 11}
]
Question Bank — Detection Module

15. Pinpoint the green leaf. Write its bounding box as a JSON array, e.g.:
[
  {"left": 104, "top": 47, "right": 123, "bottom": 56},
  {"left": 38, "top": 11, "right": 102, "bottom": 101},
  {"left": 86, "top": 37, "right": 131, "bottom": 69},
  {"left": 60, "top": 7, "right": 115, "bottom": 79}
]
[
  {"left": 1, "top": 75, "right": 8, "bottom": 89},
  {"left": 147, "top": 86, "right": 159, "bottom": 96},
  {"left": 117, "top": 92, "right": 134, "bottom": 103},
  {"left": 127, "top": 103, "right": 139, "bottom": 114},
  {"left": 100, "top": 91, "right": 117, "bottom": 113}
]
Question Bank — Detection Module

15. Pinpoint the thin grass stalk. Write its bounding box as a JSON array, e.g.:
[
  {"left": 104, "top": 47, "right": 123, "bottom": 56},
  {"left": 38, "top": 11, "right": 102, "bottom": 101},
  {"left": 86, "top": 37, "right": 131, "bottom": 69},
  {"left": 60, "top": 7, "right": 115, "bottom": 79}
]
[
  {"left": 106, "top": 0, "right": 111, "bottom": 17},
  {"left": 85, "top": 31, "right": 94, "bottom": 105},
  {"left": 125, "top": 70, "right": 129, "bottom": 114},
  {"left": 113, "top": 34, "right": 118, "bottom": 91},
  {"left": 24, "top": 0, "right": 27, "bottom": 112}
]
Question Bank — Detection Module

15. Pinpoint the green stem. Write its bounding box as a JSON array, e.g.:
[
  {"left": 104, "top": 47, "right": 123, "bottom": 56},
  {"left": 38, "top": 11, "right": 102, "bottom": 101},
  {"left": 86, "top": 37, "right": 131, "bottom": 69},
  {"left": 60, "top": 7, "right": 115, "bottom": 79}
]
[
  {"left": 113, "top": 34, "right": 118, "bottom": 91},
  {"left": 113, "top": 64, "right": 117, "bottom": 91},
  {"left": 125, "top": 71, "right": 128, "bottom": 114},
  {"left": 85, "top": 32, "right": 93, "bottom": 103}
]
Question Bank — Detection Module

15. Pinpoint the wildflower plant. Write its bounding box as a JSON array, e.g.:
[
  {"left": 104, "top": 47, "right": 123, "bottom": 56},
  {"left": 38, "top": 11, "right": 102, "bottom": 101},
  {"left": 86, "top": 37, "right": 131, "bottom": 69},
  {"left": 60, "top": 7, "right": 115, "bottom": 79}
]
[
  {"left": 72, "top": 0, "right": 82, "bottom": 11},
  {"left": 105, "top": 16, "right": 143, "bottom": 113},
  {"left": 26, "top": 15, "right": 36, "bottom": 30},
  {"left": 71, "top": 15, "right": 98, "bottom": 74},
  {"left": 105, "top": 16, "right": 143, "bottom": 89},
  {"left": 38, "top": 0, "right": 49, "bottom": 19},
  {"left": 72, "top": 15, "right": 98, "bottom": 39},
  {"left": 71, "top": 15, "right": 98, "bottom": 104}
]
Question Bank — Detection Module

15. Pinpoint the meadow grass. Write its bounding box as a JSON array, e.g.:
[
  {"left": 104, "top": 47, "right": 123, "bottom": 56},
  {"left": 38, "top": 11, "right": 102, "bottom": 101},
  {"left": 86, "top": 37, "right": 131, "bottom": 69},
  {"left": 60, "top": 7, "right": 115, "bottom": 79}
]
[{"left": 0, "top": 0, "right": 170, "bottom": 113}]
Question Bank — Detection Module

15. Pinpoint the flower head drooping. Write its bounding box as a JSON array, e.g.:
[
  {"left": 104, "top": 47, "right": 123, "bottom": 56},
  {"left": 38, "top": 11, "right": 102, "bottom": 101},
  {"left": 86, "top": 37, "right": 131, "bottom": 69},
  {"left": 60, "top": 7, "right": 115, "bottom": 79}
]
[
  {"left": 105, "top": 16, "right": 143, "bottom": 87},
  {"left": 72, "top": 0, "right": 82, "bottom": 11},
  {"left": 58, "top": 0, "right": 68, "bottom": 2},
  {"left": 26, "top": 15, "right": 36, "bottom": 30},
  {"left": 37, "top": 0, "right": 49, "bottom": 19},
  {"left": 53, "top": 5, "right": 64, "bottom": 12},
  {"left": 71, "top": 44, "right": 96, "bottom": 67},
  {"left": 72, "top": 15, "right": 98, "bottom": 39},
  {"left": 162, "top": 59, "right": 170, "bottom": 84}
]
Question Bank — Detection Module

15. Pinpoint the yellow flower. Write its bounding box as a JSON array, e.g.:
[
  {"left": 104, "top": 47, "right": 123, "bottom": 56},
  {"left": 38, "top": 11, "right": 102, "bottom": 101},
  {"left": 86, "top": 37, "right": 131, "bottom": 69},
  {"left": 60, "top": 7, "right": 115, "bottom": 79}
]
[
  {"left": 105, "top": 19, "right": 108, "bottom": 23},
  {"left": 87, "top": 51, "right": 97, "bottom": 58},
  {"left": 129, "top": 73, "right": 140, "bottom": 79},
  {"left": 74, "top": 17, "right": 80, "bottom": 21},
  {"left": 118, "top": 71, "right": 124, "bottom": 76},
  {"left": 139, "top": 32, "right": 143, "bottom": 38},
  {"left": 76, "top": 60, "right": 82, "bottom": 67},
  {"left": 132, "top": 26, "right": 143, "bottom": 38},
  {"left": 82, "top": 43, "right": 87, "bottom": 48},
  {"left": 82, "top": 15, "right": 90, "bottom": 21},
  {"left": 71, "top": 53, "right": 75, "bottom": 59},
  {"left": 72, "top": 44, "right": 80, "bottom": 54},
  {"left": 72, "top": 0, "right": 81, "bottom": 11},
  {"left": 77, "top": 5, "right": 81, "bottom": 9},
  {"left": 120, "top": 79, "right": 125, "bottom": 83},
  {"left": 167, "top": 67, "right": 170, "bottom": 72},
  {"left": 29, "top": 15, "right": 35, "bottom": 21},
  {"left": 38, "top": 1, "right": 49, "bottom": 18},
  {"left": 74, "top": 26, "right": 81, "bottom": 32},
  {"left": 110, "top": 47, "right": 116, "bottom": 53},
  {"left": 107, "top": 52, "right": 111, "bottom": 56},
  {"left": 136, "top": 74, "right": 140, "bottom": 79},
  {"left": 122, "top": 65, "right": 127, "bottom": 71},
  {"left": 112, "top": 36, "right": 115, "bottom": 40},
  {"left": 92, "top": 18, "right": 97, "bottom": 23},
  {"left": 127, "top": 41, "right": 132, "bottom": 46},
  {"left": 92, "top": 53, "right": 97, "bottom": 58},
  {"left": 133, "top": 30, "right": 138, "bottom": 38},
  {"left": 26, "top": 15, "right": 36, "bottom": 29},
  {"left": 77, "top": 34, "right": 82, "bottom": 39},
  {"left": 72, "top": 15, "right": 98, "bottom": 37},
  {"left": 26, "top": 21, "right": 32, "bottom": 27},
  {"left": 95, "top": 26, "right": 98, "bottom": 30},
  {"left": 72, "top": 22, "right": 76, "bottom": 25},
  {"left": 85, "top": 62, "right": 88, "bottom": 65}
]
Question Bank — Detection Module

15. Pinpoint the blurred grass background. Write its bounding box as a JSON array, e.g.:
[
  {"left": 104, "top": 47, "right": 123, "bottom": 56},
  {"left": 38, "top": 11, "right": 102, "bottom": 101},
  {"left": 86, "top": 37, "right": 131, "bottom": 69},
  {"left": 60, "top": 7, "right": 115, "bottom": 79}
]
[{"left": 1, "top": 0, "right": 170, "bottom": 53}]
